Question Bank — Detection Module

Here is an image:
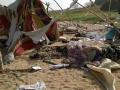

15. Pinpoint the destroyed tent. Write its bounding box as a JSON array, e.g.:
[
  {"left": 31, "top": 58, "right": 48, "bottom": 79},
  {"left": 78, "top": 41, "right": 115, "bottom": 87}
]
[{"left": 0, "top": 0, "right": 59, "bottom": 59}]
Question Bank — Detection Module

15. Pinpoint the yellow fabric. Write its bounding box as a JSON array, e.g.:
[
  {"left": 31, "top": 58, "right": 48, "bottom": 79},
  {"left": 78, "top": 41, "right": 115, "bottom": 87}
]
[
  {"left": 30, "top": 0, "right": 45, "bottom": 29},
  {"left": 31, "top": 12, "right": 44, "bottom": 29}
]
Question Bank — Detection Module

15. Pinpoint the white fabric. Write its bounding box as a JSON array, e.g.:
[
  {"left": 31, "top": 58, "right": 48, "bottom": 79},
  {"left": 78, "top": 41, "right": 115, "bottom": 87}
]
[
  {"left": 8, "top": 0, "right": 21, "bottom": 12},
  {"left": 17, "top": 81, "right": 47, "bottom": 90},
  {"left": 4, "top": 52, "right": 15, "bottom": 62},
  {"left": 22, "top": 20, "right": 54, "bottom": 44}
]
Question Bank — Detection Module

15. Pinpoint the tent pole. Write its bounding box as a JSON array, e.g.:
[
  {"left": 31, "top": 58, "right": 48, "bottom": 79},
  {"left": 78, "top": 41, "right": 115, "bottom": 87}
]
[
  {"left": 53, "top": 0, "right": 64, "bottom": 12},
  {"left": 89, "top": 0, "right": 110, "bottom": 22},
  {"left": 0, "top": 52, "right": 4, "bottom": 72},
  {"left": 76, "top": 1, "right": 106, "bottom": 22},
  {"left": 108, "top": 0, "right": 112, "bottom": 18}
]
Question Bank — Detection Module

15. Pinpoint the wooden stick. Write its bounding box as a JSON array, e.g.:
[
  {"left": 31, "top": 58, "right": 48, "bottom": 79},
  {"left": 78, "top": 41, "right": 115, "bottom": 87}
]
[
  {"left": 53, "top": 0, "right": 64, "bottom": 12},
  {"left": 108, "top": 0, "right": 112, "bottom": 18},
  {"left": 0, "top": 52, "right": 4, "bottom": 72}
]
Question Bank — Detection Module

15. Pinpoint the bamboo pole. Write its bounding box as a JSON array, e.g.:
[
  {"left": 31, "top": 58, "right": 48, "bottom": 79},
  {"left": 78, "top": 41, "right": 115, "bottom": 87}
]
[
  {"left": 108, "top": 0, "right": 112, "bottom": 18},
  {"left": 0, "top": 51, "right": 4, "bottom": 72},
  {"left": 0, "top": 61, "right": 4, "bottom": 71},
  {"left": 53, "top": 0, "right": 64, "bottom": 12},
  {"left": 89, "top": 0, "right": 110, "bottom": 22},
  {"left": 75, "top": 1, "right": 107, "bottom": 22}
]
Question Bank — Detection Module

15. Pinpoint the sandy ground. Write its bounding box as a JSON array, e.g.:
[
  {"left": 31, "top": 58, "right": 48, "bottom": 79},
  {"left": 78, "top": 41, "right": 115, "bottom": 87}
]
[
  {"left": 0, "top": 22, "right": 120, "bottom": 90},
  {"left": 0, "top": 49, "right": 120, "bottom": 90}
]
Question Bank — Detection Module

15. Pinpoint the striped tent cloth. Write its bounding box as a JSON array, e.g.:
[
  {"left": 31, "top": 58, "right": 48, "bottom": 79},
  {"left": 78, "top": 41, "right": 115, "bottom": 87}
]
[
  {"left": 14, "top": 0, "right": 58, "bottom": 55},
  {"left": 0, "top": 0, "right": 58, "bottom": 56}
]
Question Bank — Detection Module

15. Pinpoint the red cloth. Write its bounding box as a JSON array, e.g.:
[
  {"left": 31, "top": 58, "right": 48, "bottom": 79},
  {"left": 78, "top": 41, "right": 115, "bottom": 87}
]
[
  {"left": 0, "top": 15, "right": 10, "bottom": 29},
  {"left": 24, "top": 13, "right": 34, "bottom": 32},
  {"left": 15, "top": 39, "right": 37, "bottom": 55},
  {"left": 46, "top": 22, "right": 57, "bottom": 37},
  {"left": 15, "top": 22, "right": 57, "bottom": 55}
]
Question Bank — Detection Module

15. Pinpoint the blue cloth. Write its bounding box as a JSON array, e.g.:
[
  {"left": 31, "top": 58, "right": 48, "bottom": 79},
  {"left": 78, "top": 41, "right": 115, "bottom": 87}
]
[{"left": 105, "top": 27, "right": 118, "bottom": 40}]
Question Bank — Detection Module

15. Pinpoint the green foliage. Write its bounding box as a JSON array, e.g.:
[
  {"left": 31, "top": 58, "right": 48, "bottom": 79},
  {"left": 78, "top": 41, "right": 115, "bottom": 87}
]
[
  {"left": 95, "top": 0, "right": 120, "bottom": 11},
  {"left": 49, "top": 9, "right": 119, "bottom": 23}
]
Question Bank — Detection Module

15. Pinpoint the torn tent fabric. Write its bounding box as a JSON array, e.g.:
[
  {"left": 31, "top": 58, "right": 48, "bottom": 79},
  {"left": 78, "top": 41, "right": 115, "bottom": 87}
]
[
  {"left": 6, "top": 0, "right": 58, "bottom": 55},
  {"left": 0, "top": 5, "right": 16, "bottom": 64},
  {"left": 0, "top": 5, "right": 12, "bottom": 38}
]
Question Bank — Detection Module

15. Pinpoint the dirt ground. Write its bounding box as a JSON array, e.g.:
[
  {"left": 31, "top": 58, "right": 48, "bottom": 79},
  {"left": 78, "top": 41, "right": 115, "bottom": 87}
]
[
  {"left": 0, "top": 55, "right": 120, "bottom": 90},
  {"left": 0, "top": 22, "right": 120, "bottom": 90}
]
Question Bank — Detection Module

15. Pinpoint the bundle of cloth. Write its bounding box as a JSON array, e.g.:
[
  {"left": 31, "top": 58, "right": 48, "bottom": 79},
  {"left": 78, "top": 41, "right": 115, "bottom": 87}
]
[{"left": 0, "top": 0, "right": 59, "bottom": 64}]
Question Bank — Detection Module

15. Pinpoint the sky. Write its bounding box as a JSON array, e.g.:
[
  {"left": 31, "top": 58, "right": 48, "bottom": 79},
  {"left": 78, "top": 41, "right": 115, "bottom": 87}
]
[{"left": 0, "top": 0, "right": 95, "bottom": 10}]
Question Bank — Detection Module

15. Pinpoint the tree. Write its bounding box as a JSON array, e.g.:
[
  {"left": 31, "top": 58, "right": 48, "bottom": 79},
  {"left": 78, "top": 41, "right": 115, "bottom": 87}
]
[
  {"left": 68, "top": 0, "right": 79, "bottom": 9},
  {"left": 45, "top": 2, "right": 50, "bottom": 13},
  {"left": 95, "top": 0, "right": 120, "bottom": 11},
  {"left": 85, "top": 2, "right": 93, "bottom": 7}
]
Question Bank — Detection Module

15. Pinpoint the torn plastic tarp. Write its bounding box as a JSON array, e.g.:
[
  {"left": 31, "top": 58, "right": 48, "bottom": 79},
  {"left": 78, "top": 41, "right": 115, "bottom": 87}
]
[{"left": 105, "top": 25, "right": 118, "bottom": 41}]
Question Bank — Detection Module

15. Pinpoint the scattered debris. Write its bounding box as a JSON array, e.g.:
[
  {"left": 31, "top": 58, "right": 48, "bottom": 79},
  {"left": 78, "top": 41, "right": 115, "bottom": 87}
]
[
  {"left": 49, "top": 64, "right": 69, "bottom": 70},
  {"left": 102, "top": 44, "right": 120, "bottom": 61},
  {"left": 75, "top": 31, "right": 86, "bottom": 37},
  {"left": 29, "top": 53, "right": 42, "bottom": 60},
  {"left": 66, "top": 26, "right": 78, "bottom": 32},
  {"left": 58, "top": 36, "right": 69, "bottom": 43},
  {"left": 17, "top": 81, "right": 47, "bottom": 90},
  {"left": 0, "top": 0, "right": 120, "bottom": 89},
  {"left": 30, "top": 66, "right": 42, "bottom": 72}
]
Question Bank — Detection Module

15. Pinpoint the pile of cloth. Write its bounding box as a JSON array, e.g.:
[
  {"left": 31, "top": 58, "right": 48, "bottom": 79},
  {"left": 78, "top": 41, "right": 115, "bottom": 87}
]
[
  {"left": 66, "top": 40, "right": 103, "bottom": 67},
  {"left": 64, "top": 40, "right": 120, "bottom": 90},
  {"left": 0, "top": 0, "right": 59, "bottom": 64}
]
